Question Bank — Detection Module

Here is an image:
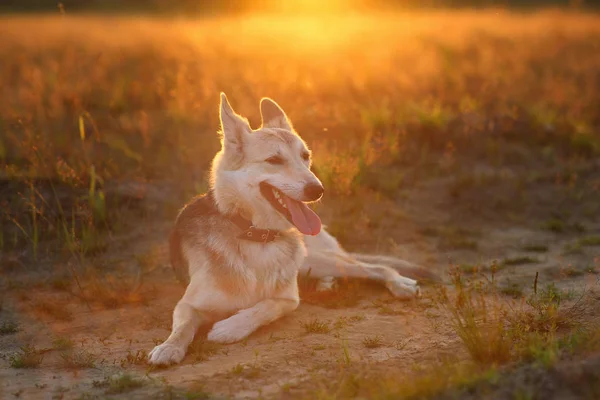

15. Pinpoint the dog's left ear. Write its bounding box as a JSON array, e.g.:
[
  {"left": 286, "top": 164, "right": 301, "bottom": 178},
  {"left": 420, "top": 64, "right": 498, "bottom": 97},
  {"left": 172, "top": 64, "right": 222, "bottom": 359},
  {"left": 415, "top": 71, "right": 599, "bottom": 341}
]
[
  {"left": 219, "top": 92, "right": 251, "bottom": 155},
  {"left": 260, "top": 98, "right": 292, "bottom": 130}
]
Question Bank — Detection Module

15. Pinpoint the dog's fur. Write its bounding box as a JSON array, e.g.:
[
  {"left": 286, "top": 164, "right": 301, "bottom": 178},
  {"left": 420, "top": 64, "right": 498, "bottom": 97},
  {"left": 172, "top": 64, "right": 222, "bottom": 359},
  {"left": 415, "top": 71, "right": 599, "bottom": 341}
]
[{"left": 148, "top": 94, "right": 432, "bottom": 365}]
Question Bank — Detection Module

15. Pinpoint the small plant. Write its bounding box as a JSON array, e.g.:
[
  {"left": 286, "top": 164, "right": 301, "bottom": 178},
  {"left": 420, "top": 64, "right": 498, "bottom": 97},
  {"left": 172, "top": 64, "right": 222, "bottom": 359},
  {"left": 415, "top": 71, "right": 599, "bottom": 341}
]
[
  {"left": 578, "top": 235, "right": 600, "bottom": 247},
  {"left": 0, "top": 321, "right": 19, "bottom": 335},
  {"left": 52, "top": 337, "right": 74, "bottom": 351},
  {"left": 521, "top": 244, "right": 549, "bottom": 253},
  {"left": 434, "top": 266, "right": 514, "bottom": 365},
  {"left": 60, "top": 349, "right": 96, "bottom": 369},
  {"left": 543, "top": 219, "right": 565, "bottom": 233},
  {"left": 339, "top": 339, "right": 352, "bottom": 366},
  {"left": 301, "top": 318, "right": 331, "bottom": 334},
  {"left": 185, "top": 384, "right": 211, "bottom": 400},
  {"left": 362, "top": 335, "right": 384, "bottom": 348},
  {"left": 334, "top": 316, "right": 350, "bottom": 329},
  {"left": 502, "top": 256, "right": 538, "bottom": 266},
  {"left": 9, "top": 345, "right": 44, "bottom": 368},
  {"left": 105, "top": 374, "right": 145, "bottom": 394},
  {"left": 231, "top": 363, "right": 244, "bottom": 375}
]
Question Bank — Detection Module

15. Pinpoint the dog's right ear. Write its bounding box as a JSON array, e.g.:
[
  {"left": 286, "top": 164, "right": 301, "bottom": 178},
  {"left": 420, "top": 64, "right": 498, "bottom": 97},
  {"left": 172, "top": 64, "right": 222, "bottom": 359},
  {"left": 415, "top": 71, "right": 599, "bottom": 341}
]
[
  {"left": 260, "top": 97, "right": 292, "bottom": 130},
  {"left": 219, "top": 93, "right": 251, "bottom": 157}
]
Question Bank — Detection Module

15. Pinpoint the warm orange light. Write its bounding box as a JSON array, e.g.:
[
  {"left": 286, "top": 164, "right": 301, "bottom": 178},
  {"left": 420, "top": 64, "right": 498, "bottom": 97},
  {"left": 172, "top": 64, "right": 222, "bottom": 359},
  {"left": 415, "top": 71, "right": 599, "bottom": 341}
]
[{"left": 270, "top": 0, "right": 350, "bottom": 14}]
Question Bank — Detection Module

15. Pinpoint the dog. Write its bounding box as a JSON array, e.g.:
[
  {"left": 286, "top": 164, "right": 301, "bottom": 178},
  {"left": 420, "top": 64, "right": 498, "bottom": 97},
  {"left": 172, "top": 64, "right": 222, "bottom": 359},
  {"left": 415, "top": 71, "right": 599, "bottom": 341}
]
[{"left": 148, "top": 94, "right": 431, "bottom": 365}]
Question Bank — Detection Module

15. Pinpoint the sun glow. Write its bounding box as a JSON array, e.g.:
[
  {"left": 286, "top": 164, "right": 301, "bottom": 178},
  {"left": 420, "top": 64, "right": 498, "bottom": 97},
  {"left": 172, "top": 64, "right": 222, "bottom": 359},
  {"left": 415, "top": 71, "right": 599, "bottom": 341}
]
[{"left": 265, "top": 0, "right": 351, "bottom": 14}]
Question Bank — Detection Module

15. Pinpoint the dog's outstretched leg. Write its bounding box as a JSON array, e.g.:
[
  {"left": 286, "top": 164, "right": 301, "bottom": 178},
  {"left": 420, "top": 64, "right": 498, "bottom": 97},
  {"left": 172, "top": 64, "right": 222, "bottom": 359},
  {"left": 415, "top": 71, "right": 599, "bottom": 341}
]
[
  {"left": 301, "top": 251, "right": 419, "bottom": 299},
  {"left": 350, "top": 253, "right": 442, "bottom": 283},
  {"left": 148, "top": 301, "right": 208, "bottom": 365}
]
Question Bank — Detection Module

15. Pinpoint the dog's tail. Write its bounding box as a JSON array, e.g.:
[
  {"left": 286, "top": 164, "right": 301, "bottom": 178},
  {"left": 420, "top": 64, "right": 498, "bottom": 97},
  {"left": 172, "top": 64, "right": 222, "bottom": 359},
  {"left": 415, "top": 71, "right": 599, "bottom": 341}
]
[{"left": 349, "top": 253, "right": 442, "bottom": 284}]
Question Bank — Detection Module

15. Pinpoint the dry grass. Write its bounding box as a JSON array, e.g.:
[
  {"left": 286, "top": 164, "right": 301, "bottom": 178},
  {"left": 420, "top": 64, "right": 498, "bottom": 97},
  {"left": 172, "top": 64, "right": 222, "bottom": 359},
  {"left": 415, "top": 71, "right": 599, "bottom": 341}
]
[
  {"left": 434, "top": 267, "right": 589, "bottom": 366},
  {"left": 302, "top": 318, "right": 332, "bottom": 334},
  {"left": 301, "top": 267, "right": 600, "bottom": 399},
  {"left": 362, "top": 335, "right": 384, "bottom": 348},
  {"left": 9, "top": 345, "right": 44, "bottom": 369},
  {"left": 104, "top": 373, "right": 146, "bottom": 394},
  {"left": 1, "top": 11, "right": 600, "bottom": 260},
  {"left": 59, "top": 348, "right": 97, "bottom": 369}
]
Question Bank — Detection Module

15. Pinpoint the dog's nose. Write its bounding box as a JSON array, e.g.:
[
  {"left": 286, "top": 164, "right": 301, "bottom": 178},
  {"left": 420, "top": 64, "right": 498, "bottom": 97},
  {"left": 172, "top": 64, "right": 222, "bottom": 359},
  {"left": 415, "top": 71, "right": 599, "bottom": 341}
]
[{"left": 304, "top": 183, "right": 324, "bottom": 201}]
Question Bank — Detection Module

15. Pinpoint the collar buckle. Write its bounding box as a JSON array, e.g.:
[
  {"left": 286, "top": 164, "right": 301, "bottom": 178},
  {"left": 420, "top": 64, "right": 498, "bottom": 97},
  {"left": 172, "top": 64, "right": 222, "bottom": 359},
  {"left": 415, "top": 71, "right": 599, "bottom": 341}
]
[{"left": 261, "top": 229, "right": 271, "bottom": 243}]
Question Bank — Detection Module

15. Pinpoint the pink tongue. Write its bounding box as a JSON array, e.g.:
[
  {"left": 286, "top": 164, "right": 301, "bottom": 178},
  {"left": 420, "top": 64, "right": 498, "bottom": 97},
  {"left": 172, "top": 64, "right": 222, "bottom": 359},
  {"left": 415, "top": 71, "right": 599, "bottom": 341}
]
[{"left": 283, "top": 197, "right": 322, "bottom": 235}]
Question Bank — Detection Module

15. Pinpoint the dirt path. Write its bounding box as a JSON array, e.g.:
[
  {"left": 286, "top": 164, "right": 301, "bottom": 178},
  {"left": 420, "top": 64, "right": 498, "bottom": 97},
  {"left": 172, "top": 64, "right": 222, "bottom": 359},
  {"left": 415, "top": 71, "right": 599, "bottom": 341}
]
[{"left": 2, "top": 211, "right": 599, "bottom": 399}]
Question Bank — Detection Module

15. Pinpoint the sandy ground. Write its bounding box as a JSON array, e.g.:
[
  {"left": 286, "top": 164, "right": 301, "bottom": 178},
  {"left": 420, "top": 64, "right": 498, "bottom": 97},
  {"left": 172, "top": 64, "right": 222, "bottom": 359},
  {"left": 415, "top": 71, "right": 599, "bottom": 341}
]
[{"left": 1, "top": 164, "right": 600, "bottom": 399}]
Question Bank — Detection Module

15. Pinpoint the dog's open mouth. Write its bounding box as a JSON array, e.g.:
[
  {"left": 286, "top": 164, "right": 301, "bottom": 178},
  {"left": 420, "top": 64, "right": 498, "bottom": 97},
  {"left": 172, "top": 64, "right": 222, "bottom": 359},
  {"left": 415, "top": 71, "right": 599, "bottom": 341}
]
[{"left": 259, "top": 182, "right": 321, "bottom": 236}]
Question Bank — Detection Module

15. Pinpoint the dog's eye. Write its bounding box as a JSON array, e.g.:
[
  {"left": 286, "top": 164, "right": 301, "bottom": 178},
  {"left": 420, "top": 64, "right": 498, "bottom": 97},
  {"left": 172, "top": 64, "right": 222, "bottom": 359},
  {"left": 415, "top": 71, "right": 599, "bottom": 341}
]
[
  {"left": 301, "top": 152, "right": 310, "bottom": 161},
  {"left": 265, "top": 155, "right": 284, "bottom": 165}
]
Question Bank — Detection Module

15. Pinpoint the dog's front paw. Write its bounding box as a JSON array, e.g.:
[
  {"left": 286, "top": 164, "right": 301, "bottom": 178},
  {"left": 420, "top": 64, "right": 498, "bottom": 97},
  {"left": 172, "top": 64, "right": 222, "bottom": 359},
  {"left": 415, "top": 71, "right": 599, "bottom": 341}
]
[
  {"left": 207, "top": 319, "right": 251, "bottom": 344},
  {"left": 148, "top": 343, "right": 185, "bottom": 365},
  {"left": 386, "top": 276, "right": 420, "bottom": 299}
]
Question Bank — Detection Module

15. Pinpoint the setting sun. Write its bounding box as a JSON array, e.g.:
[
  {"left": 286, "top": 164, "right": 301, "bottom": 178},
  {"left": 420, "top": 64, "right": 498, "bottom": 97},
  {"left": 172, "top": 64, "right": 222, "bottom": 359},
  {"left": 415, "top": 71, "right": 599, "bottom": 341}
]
[{"left": 266, "top": 0, "right": 350, "bottom": 13}]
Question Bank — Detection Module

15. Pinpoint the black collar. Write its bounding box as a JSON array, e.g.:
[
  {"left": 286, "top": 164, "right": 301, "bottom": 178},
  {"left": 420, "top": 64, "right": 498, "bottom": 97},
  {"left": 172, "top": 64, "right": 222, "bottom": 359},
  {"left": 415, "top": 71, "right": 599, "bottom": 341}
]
[
  {"left": 207, "top": 190, "right": 282, "bottom": 243},
  {"left": 228, "top": 213, "right": 282, "bottom": 243}
]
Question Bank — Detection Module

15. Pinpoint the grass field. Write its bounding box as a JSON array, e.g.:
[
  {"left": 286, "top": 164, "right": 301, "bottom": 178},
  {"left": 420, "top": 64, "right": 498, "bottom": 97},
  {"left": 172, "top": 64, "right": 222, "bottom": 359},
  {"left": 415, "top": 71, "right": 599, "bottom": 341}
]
[{"left": 1, "top": 9, "right": 600, "bottom": 399}]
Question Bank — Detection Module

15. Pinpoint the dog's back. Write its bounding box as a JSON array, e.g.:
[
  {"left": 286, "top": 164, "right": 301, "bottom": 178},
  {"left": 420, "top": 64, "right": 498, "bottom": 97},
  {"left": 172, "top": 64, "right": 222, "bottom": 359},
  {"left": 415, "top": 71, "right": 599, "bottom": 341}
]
[{"left": 169, "top": 193, "right": 219, "bottom": 287}]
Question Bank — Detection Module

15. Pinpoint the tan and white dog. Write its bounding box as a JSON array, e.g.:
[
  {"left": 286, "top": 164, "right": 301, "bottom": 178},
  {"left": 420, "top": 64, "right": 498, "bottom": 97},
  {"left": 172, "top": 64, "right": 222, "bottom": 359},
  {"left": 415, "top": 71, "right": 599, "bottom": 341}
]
[{"left": 148, "top": 94, "right": 430, "bottom": 365}]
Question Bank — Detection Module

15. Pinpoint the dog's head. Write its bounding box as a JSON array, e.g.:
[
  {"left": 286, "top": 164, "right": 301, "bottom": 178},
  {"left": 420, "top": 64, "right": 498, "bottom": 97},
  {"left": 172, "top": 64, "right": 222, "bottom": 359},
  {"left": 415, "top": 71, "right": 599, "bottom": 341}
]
[{"left": 211, "top": 93, "right": 323, "bottom": 236}]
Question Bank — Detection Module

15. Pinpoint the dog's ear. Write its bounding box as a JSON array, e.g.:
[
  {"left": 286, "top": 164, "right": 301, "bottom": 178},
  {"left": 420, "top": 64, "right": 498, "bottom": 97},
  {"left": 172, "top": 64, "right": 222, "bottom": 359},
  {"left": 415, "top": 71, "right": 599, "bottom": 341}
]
[
  {"left": 219, "top": 93, "right": 251, "bottom": 157},
  {"left": 260, "top": 97, "right": 292, "bottom": 130}
]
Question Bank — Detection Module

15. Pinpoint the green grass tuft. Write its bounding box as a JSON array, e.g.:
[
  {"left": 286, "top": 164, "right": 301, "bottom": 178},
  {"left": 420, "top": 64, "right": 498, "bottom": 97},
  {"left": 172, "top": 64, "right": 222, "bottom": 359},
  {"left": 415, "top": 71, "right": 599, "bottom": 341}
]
[
  {"left": 362, "top": 335, "right": 384, "bottom": 348},
  {"left": 0, "top": 321, "right": 19, "bottom": 335},
  {"left": 105, "top": 374, "right": 145, "bottom": 394},
  {"left": 301, "top": 318, "right": 331, "bottom": 334},
  {"left": 9, "top": 345, "right": 44, "bottom": 369},
  {"left": 578, "top": 235, "right": 600, "bottom": 247}
]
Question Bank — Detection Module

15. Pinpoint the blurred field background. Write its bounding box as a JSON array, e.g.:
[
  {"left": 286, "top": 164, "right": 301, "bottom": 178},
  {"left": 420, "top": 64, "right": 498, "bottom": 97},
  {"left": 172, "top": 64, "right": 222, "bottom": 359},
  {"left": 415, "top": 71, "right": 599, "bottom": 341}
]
[
  {"left": 1, "top": 1, "right": 600, "bottom": 399},
  {"left": 2, "top": 5, "right": 599, "bottom": 255}
]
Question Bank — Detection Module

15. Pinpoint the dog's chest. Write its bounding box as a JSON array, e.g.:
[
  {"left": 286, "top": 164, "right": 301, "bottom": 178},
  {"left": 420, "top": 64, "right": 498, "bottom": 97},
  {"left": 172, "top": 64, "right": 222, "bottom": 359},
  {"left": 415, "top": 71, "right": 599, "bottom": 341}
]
[
  {"left": 241, "top": 239, "right": 302, "bottom": 270},
  {"left": 235, "top": 238, "right": 304, "bottom": 288}
]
